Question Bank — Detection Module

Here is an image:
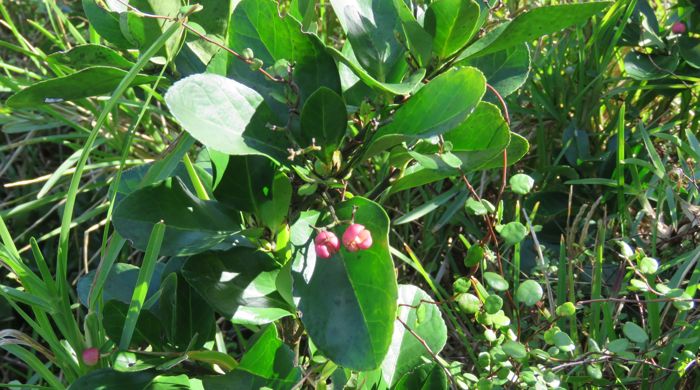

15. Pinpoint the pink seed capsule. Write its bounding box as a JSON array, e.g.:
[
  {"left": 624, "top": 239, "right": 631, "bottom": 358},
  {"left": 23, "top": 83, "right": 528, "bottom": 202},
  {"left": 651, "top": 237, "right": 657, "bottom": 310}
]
[
  {"left": 314, "top": 230, "right": 340, "bottom": 259},
  {"left": 672, "top": 22, "right": 686, "bottom": 34},
  {"left": 82, "top": 347, "right": 99, "bottom": 366},
  {"left": 342, "top": 224, "right": 373, "bottom": 252}
]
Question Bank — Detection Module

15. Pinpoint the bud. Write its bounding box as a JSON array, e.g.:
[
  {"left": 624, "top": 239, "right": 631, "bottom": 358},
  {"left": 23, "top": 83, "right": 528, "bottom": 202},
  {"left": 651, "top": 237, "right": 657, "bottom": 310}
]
[
  {"left": 242, "top": 48, "right": 254, "bottom": 60},
  {"left": 672, "top": 22, "right": 686, "bottom": 34},
  {"left": 342, "top": 224, "right": 373, "bottom": 252},
  {"left": 82, "top": 347, "right": 99, "bottom": 366},
  {"left": 315, "top": 230, "right": 340, "bottom": 259},
  {"left": 249, "top": 58, "right": 264, "bottom": 71}
]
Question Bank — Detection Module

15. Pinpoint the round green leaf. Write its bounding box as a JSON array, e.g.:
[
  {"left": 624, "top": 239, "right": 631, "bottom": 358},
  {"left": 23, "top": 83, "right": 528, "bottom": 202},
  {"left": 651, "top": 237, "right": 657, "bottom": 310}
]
[
  {"left": 606, "top": 338, "right": 629, "bottom": 354},
  {"left": 292, "top": 197, "right": 398, "bottom": 371},
  {"left": 424, "top": 0, "right": 480, "bottom": 59},
  {"left": 586, "top": 364, "right": 602, "bottom": 380},
  {"left": 464, "top": 243, "right": 485, "bottom": 267},
  {"left": 555, "top": 302, "right": 576, "bottom": 317},
  {"left": 462, "top": 43, "right": 531, "bottom": 99},
  {"left": 502, "top": 340, "right": 527, "bottom": 360},
  {"left": 622, "top": 321, "right": 649, "bottom": 344},
  {"left": 552, "top": 331, "right": 575, "bottom": 352},
  {"left": 457, "top": 293, "right": 481, "bottom": 314},
  {"left": 509, "top": 173, "right": 535, "bottom": 195},
  {"left": 381, "top": 285, "right": 447, "bottom": 386},
  {"left": 483, "top": 272, "right": 509, "bottom": 292},
  {"left": 453, "top": 277, "right": 470, "bottom": 293},
  {"left": 516, "top": 280, "right": 543, "bottom": 306},
  {"left": 638, "top": 257, "right": 658, "bottom": 275},
  {"left": 497, "top": 221, "right": 528, "bottom": 246},
  {"left": 484, "top": 295, "right": 503, "bottom": 314}
]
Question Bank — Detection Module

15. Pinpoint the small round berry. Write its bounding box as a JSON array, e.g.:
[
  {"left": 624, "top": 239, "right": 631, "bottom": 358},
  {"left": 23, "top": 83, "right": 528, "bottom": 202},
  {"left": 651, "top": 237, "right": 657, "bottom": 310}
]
[
  {"left": 342, "top": 224, "right": 373, "bottom": 252},
  {"left": 672, "top": 22, "right": 686, "bottom": 34},
  {"left": 314, "top": 230, "right": 340, "bottom": 259},
  {"left": 82, "top": 347, "right": 99, "bottom": 366}
]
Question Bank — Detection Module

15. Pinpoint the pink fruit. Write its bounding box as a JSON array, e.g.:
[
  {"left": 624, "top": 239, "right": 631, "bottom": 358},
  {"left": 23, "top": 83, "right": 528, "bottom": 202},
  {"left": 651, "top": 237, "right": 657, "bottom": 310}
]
[
  {"left": 314, "top": 230, "right": 340, "bottom": 259},
  {"left": 82, "top": 347, "right": 99, "bottom": 366},
  {"left": 342, "top": 224, "right": 373, "bottom": 252},
  {"left": 672, "top": 22, "right": 686, "bottom": 34}
]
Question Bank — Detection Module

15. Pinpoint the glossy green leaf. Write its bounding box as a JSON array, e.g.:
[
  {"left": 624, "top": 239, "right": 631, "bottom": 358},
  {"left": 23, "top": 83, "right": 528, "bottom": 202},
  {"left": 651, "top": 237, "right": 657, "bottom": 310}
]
[
  {"left": 483, "top": 272, "right": 509, "bottom": 292},
  {"left": 457, "top": 2, "right": 611, "bottom": 60},
  {"left": 112, "top": 177, "right": 243, "bottom": 256},
  {"left": 164, "top": 73, "right": 289, "bottom": 159},
  {"left": 47, "top": 44, "right": 134, "bottom": 69},
  {"left": 77, "top": 263, "right": 165, "bottom": 308},
  {"left": 393, "top": 363, "right": 448, "bottom": 390},
  {"left": 623, "top": 52, "right": 679, "bottom": 80},
  {"left": 484, "top": 294, "right": 503, "bottom": 314},
  {"left": 300, "top": 87, "right": 347, "bottom": 159},
  {"left": 69, "top": 369, "right": 156, "bottom": 390},
  {"left": 82, "top": 0, "right": 133, "bottom": 49},
  {"left": 462, "top": 43, "right": 530, "bottom": 99},
  {"left": 392, "top": 0, "right": 433, "bottom": 67},
  {"left": 480, "top": 132, "right": 529, "bottom": 169},
  {"left": 202, "top": 326, "right": 301, "bottom": 389},
  {"left": 381, "top": 285, "right": 447, "bottom": 386},
  {"left": 182, "top": 248, "right": 294, "bottom": 325},
  {"left": 6, "top": 66, "right": 159, "bottom": 108},
  {"left": 329, "top": 45, "right": 426, "bottom": 95},
  {"left": 510, "top": 173, "right": 535, "bottom": 194},
  {"left": 622, "top": 321, "right": 649, "bottom": 344},
  {"left": 103, "top": 300, "right": 164, "bottom": 348},
  {"left": 225, "top": 0, "right": 341, "bottom": 123},
  {"left": 159, "top": 273, "right": 216, "bottom": 350},
  {"left": 464, "top": 243, "right": 485, "bottom": 266},
  {"left": 638, "top": 257, "right": 659, "bottom": 275},
  {"left": 330, "top": 0, "right": 404, "bottom": 81},
  {"left": 424, "top": 0, "right": 480, "bottom": 59},
  {"left": 679, "top": 37, "right": 700, "bottom": 69},
  {"left": 553, "top": 331, "right": 575, "bottom": 352},
  {"left": 516, "top": 280, "right": 543, "bottom": 306},
  {"left": 556, "top": 302, "right": 576, "bottom": 317},
  {"left": 368, "top": 67, "right": 486, "bottom": 156},
  {"left": 292, "top": 197, "right": 398, "bottom": 370},
  {"left": 497, "top": 221, "right": 528, "bottom": 245}
]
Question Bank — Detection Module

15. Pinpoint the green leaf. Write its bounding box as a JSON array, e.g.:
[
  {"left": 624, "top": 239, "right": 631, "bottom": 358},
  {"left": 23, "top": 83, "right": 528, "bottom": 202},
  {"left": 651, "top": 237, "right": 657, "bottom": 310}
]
[
  {"left": 380, "top": 285, "right": 447, "bottom": 386},
  {"left": 300, "top": 87, "right": 348, "bottom": 160},
  {"left": 484, "top": 294, "right": 503, "bottom": 314},
  {"left": 456, "top": 293, "right": 481, "bottom": 314},
  {"left": 392, "top": 0, "right": 433, "bottom": 67},
  {"left": 103, "top": 300, "right": 164, "bottom": 349},
  {"left": 329, "top": 45, "right": 426, "bottom": 95},
  {"left": 368, "top": 67, "right": 486, "bottom": 156},
  {"left": 122, "top": 0, "right": 183, "bottom": 63},
  {"left": 555, "top": 302, "right": 576, "bottom": 317},
  {"left": 112, "top": 177, "right": 243, "bottom": 256},
  {"left": 330, "top": 0, "right": 404, "bottom": 81},
  {"left": 480, "top": 132, "right": 529, "bottom": 169},
  {"left": 47, "top": 44, "right": 135, "bottom": 69},
  {"left": 457, "top": 2, "right": 611, "bottom": 60},
  {"left": 292, "top": 197, "right": 398, "bottom": 370},
  {"left": 498, "top": 221, "right": 528, "bottom": 245},
  {"left": 586, "top": 364, "right": 603, "bottom": 380},
  {"left": 679, "top": 37, "right": 700, "bottom": 69},
  {"left": 77, "top": 263, "right": 165, "bottom": 308},
  {"left": 184, "top": 0, "right": 233, "bottom": 66},
  {"left": 182, "top": 248, "right": 294, "bottom": 325},
  {"left": 510, "top": 173, "right": 535, "bottom": 195},
  {"left": 464, "top": 243, "right": 485, "bottom": 266},
  {"left": 606, "top": 338, "right": 629, "bottom": 354},
  {"left": 159, "top": 273, "right": 216, "bottom": 350},
  {"left": 553, "top": 331, "right": 575, "bottom": 352},
  {"left": 483, "top": 272, "right": 509, "bottom": 292},
  {"left": 226, "top": 0, "right": 340, "bottom": 123},
  {"left": 622, "top": 321, "right": 649, "bottom": 344},
  {"left": 424, "top": 0, "right": 480, "bottom": 59},
  {"left": 202, "top": 326, "right": 301, "bottom": 389},
  {"left": 164, "top": 73, "right": 289, "bottom": 159},
  {"left": 516, "top": 280, "right": 543, "bottom": 306},
  {"left": 502, "top": 340, "right": 527, "bottom": 359},
  {"left": 82, "top": 0, "right": 133, "bottom": 49},
  {"left": 461, "top": 43, "right": 530, "bottom": 99},
  {"left": 6, "top": 66, "right": 159, "bottom": 108},
  {"left": 638, "top": 257, "right": 659, "bottom": 275},
  {"left": 393, "top": 363, "right": 448, "bottom": 390},
  {"left": 70, "top": 369, "right": 156, "bottom": 390},
  {"left": 623, "top": 52, "right": 679, "bottom": 80}
]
